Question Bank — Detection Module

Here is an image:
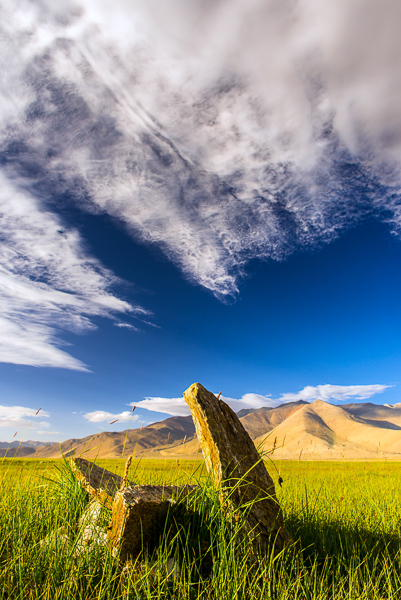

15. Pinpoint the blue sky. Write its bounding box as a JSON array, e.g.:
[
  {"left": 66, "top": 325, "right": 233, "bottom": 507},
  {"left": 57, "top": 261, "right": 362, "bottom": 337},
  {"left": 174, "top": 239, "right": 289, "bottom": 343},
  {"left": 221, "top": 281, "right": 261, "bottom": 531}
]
[{"left": 1, "top": 0, "right": 401, "bottom": 441}]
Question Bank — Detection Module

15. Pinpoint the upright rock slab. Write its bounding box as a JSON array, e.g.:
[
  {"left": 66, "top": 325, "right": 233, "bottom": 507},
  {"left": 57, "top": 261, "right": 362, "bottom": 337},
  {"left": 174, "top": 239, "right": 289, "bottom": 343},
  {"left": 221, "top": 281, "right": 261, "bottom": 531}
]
[
  {"left": 183, "top": 382, "right": 289, "bottom": 554},
  {"left": 107, "top": 485, "right": 197, "bottom": 561},
  {"left": 71, "top": 458, "right": 130, "bottom": 504}
]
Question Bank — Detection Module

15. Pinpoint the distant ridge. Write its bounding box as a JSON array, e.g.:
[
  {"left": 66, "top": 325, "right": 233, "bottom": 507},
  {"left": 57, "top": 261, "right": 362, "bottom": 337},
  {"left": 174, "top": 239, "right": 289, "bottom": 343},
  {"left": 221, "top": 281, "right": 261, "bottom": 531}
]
[
  {"left": 4, "top": 401, "right": 401, "bottom": 460},
  {"left": 33, "top": 416, "right": 195, "bottom": 459},
  {"left": 0, "top": 440, "right": 54, "bottom": 448},
  {"left": 0, "top": 439, "right": 55, "bottom": 458}
]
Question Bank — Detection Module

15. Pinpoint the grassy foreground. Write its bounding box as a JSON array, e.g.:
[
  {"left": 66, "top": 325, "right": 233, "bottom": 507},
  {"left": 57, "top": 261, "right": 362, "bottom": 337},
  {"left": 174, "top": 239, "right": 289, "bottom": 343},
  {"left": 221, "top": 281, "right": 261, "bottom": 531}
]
[{"left": 1, "top": 458, "right": 401, "bottom": 599}]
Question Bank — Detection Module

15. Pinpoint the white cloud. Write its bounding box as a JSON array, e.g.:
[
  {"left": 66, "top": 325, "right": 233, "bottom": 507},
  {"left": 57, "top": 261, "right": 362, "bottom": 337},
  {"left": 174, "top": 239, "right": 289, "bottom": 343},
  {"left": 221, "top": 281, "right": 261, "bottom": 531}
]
[
  {"left": 133, "top": 397, "right": 189, "bottom": 417},
  {"left": 0, "top": 405, "right": 50, "bottom": 428},
  {"left": 222, "top": 393, "right": 283, "bottom": 411},
  {"left": 135, "top": 384, "right": 392, "bottom": 416},
  {"left": 0, "top": 174, "right": 145, "bottom": 369},
  {"left": 134, "top": 393, "right": 277, "bottom": 416},
  {"left": 0, "top": 0, "right": 401, "bottom": 306},
  {"left": 142, "top": 321, "right": 161, "bottom": 329},
  {"left": 278, "top": 384, "right": 391, "bottom": 403},
  {"left": 115, "top": 322, "right": 141, "bottom": 332},
  {"left": 84, "top": 410, "right": 139, "bottom": 424}
]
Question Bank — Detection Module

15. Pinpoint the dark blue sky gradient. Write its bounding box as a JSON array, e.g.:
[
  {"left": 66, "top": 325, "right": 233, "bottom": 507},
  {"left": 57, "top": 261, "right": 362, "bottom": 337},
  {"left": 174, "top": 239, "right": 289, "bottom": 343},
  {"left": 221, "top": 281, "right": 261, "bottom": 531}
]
[{"left": 2, "top": 214, "right": 400, "bottom": 440}]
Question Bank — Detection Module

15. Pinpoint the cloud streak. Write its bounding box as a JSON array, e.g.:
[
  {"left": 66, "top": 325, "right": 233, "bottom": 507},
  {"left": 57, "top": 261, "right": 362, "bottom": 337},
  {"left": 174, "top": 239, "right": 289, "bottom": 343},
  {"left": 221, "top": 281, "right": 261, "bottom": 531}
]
[
  {"left": 1, "top": 0, "right": 401, "bottom": 364},
  {"left": 0, "top": 174, "right": 141, "bottom": 369},
  {"left": 115, "top": 322, "right": 141, "bottom": 332}
]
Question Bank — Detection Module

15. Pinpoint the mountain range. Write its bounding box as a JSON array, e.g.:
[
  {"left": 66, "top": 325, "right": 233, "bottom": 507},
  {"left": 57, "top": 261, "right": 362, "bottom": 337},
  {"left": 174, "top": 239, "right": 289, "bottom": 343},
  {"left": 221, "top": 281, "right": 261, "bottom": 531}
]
[{"left": 2, "top": 400, "right": 401, "bottom": 460}]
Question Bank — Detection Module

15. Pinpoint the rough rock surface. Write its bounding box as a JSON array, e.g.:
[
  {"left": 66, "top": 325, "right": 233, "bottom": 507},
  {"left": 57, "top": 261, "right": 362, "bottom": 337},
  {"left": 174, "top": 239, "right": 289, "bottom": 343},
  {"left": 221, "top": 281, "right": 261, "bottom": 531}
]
[
  {"left": 78, "top": 500, "right": 103, "bottom": 529},
  {"left": 71, "top": 458, "right": 131, "bottom": 503},
  {"left": 74, "top": 500, "right": 107, "bottom": 556},
  {"left": 183, "top": 382, "right": 289, "bottom": 554},
  {"left": 107, "top": 485, "right": 197, "bottom": 561},
  {"left": 74, "top": 525, "right": 107, "bottom": 556}
]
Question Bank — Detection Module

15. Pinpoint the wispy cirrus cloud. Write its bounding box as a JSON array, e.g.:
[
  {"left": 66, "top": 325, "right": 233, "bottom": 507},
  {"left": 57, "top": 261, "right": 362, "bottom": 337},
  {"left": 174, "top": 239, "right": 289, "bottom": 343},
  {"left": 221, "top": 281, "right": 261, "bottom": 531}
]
[
  {"left": 2, "top": 0, "right": 401, "bottom": 367},
  {"left": 1, "top": 0, "right": 401, "bottom": 296},
  {"left": 0, "top": 174, "right": 144, "bottom": 369},
  {"left": 114, "top": 322, "right": 141, "bottom": 332},
  {"left": 135, "top": 384, "right": 392, "bottom": 416}
]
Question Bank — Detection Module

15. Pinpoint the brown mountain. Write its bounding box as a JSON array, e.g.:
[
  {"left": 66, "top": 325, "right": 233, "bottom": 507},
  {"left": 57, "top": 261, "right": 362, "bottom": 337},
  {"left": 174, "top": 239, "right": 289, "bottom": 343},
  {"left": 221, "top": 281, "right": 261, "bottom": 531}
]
[
  {"left": 239, "top": 400, "right": 308, "bottom": 438},
  {"left": 255, "top": 400, "right": 401, "bottom": 459},
  {"left": 0, "top": 439, "right": 55, "bottom": 458},
  {"left": 0, "top": 446, "right": 37, "bottom": 458},
  {"left": 24, "top": 400, "right": 401, "bottom": 460},
  {"left": 342, "top": 402, "right": 401, "bottom": 428},
  {"left": 0, "top": 440, "right": 54, "bottom": 448},
  {"left": 34, "top": 416, "right": 195, "bottom": 459}
]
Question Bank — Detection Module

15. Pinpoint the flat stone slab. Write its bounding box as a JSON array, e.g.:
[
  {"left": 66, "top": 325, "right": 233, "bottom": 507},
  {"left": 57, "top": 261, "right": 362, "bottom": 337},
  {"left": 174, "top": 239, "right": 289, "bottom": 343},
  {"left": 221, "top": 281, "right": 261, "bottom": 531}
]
[
  {"left": 71, "top": 458, "right": 131, "bottom": 503},
  {"left": 183, "top": 382, "right": 289, "bottom": 554},
  {"left": 107, "top": 485, "right": 197, "bottom": 561}
]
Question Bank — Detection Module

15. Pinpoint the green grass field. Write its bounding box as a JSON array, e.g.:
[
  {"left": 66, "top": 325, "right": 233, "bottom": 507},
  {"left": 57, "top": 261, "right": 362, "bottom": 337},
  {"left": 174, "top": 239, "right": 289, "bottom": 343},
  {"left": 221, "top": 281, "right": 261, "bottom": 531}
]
[{"left": 1, "top": 458, "right": 401, "bottom": 599}]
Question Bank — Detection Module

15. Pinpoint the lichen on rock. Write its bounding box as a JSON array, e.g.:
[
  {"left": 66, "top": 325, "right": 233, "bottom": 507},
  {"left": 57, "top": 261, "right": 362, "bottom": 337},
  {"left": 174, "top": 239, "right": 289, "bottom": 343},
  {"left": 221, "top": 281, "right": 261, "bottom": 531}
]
[{"left": 183, "top": 382, "right": 290, "bottom": 555}]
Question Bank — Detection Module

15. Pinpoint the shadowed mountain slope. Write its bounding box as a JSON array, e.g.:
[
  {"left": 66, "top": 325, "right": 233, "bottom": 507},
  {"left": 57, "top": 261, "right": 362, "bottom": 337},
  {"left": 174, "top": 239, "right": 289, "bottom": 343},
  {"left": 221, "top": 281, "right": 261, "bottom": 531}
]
[
  {"left": 34, "top": 416, "right": 195, "bottom": 459},
  {"left": 0, "top": 439, "right": 57, "bottom": 458},
  {"left": 239, "top": 400, "right": 308, "bottom": 438},
  {"left": 342, "top": 403, "right": 401, "bottom": 427},
  {"left": 255, "top": 400, "right": 401, "bottom": 459},
  {"left": 0, "top": 446, "right": 37, "bottom": 458}
]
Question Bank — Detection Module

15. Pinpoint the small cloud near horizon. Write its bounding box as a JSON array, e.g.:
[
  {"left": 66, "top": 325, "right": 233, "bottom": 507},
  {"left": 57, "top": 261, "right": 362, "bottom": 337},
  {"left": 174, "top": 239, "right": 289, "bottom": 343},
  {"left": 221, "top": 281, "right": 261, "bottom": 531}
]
[
  {"left": 279, "top": 384, "right": 391, "bottom": 403},
  {"left": 132, "top": 397, "right": 188, "bottom": 417},
  {"left": 134, "top": 384, "right": 392, "bottom": 416},
  {"left": 84, "top": 410, "right": 139, "bottom": 424}
]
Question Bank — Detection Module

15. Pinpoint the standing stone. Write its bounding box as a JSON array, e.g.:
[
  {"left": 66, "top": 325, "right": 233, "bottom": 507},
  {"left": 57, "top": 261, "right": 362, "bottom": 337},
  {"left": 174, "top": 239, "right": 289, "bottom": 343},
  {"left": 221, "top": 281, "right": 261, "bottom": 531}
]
[
  {"left": 71, "top": 458, "right": 130, "bottom": 504},
  {"left": 183, "top": 382, "right": 289, "bottom": 554},
  {"left": 107, "top": 485, "right": 197, "bottom": 561}
]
